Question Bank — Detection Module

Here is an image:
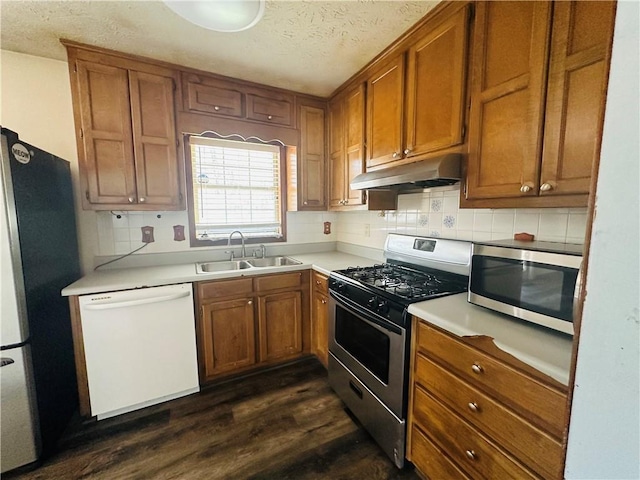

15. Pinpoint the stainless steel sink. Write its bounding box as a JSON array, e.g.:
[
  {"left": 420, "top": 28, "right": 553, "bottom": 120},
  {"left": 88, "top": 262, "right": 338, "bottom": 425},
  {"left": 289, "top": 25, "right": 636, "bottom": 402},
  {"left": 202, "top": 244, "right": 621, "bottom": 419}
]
[
  {"left": 195, "top": 256, "right": 301, "bottom": 273},
  {"left": 196, "top": 260, "right": 252, "bottom": 273},
  {"left": 245, "top": 256, "right": 302, "bottom": 268}
]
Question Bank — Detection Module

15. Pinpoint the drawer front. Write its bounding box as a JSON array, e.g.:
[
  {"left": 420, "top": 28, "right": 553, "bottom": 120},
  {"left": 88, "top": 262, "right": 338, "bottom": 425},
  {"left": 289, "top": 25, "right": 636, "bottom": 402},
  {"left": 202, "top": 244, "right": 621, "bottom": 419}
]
[
  {"left": 254, "top": 272, "right": 303, "bottom": 292},
  {"left": 415, "top": 354, "right": 563, "bottom": 479},
  {"left": 184, "top": 75, "right": 244, "bottom": 117},
  {"left": 410, "top": 424, "right": 470, "bottom": 480},
  {"left": 417, "top": 321, "right": 566, "bottom": 438},
  {"left": 246, "top": 93, "right": 293, "bottom": 126},
  {"left": 412, "top": 387, "right": 537, "bottom": 480},
  {"left": 198, "top": 278, "right": 253, "bottom": 300},
  {"left": 312, "top": 271, "right": 328, "bottom": 295}
]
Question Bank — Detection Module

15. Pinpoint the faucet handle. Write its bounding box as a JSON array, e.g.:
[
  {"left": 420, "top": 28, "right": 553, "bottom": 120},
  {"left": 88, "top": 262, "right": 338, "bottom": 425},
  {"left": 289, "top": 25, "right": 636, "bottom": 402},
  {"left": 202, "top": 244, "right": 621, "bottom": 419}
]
[{"left": 224, "top": 250, "right": 235, "bottom": 261}]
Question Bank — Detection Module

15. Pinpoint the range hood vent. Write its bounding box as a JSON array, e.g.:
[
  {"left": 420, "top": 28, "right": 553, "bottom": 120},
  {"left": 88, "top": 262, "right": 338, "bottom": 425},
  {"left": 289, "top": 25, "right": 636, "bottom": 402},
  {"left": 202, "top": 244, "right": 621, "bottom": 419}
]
[{"left": 350, "top": 153, "right": 462, "bottom": 192}]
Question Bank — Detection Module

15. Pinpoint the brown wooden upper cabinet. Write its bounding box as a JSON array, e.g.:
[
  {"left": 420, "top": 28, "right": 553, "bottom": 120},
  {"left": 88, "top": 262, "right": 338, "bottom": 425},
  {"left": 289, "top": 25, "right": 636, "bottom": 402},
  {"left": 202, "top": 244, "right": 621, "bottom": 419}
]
[
  {"left": 295, "top": 103, "right": 327, "bottom": 210},
  {"left": 65, "top": 46, "right": 183, "bottom": 211},
  {"left": 329, "top": 84, "right": 367, "bottom": 208},
  {"left": 366, "top": 4, "right": 470, "bottom": 171},
  {"left": 182, "top": 72, "right": 295, "bottom": 127},
  {"left": 464, "top": 1, "right": 616, "bottom": 207}
]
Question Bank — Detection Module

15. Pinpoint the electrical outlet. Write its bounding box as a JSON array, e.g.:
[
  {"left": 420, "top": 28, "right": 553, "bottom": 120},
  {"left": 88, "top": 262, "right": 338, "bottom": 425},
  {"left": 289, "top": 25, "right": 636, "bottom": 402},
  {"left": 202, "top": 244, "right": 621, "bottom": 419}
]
[
  {"left": 173, "top": 225, "right": 185, "bottom": 241},
  {"left": 141, "top": 226, "right": 154, "bottom": 243},
  {"left": 323, "top": 221, "right": 331, "bottom": 235}
]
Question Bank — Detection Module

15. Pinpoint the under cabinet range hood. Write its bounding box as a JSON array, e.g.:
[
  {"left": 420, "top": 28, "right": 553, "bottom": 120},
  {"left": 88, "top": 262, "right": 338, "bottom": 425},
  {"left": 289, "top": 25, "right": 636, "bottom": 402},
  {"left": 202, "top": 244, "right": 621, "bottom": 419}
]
[{"left": 350, "top": 153, "right": 462, "bottom": 192}]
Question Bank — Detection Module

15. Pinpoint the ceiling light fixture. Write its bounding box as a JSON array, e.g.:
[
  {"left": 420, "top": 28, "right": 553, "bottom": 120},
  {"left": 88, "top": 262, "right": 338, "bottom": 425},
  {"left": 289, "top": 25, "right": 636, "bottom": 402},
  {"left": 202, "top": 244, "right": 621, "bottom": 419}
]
[{"left": 163, "top": 0, "right": 265, "bottom": 33}]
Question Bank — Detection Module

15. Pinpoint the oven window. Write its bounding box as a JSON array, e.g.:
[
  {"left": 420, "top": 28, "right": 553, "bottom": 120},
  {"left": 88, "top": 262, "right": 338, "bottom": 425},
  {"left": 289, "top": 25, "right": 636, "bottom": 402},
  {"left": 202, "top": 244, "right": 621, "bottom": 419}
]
[
  {"left": 335, "top": 306, "right": 390, "bottom": 384},
  {"left": 471, "top": 256, "right": 578, "bottom": 321}
]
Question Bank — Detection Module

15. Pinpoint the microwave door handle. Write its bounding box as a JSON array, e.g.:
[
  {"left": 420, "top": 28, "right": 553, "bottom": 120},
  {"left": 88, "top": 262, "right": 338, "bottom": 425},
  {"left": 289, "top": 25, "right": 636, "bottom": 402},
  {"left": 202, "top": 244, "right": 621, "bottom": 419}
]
[{"left": 573, "top": 261, "right": 585, "bottom": 324}]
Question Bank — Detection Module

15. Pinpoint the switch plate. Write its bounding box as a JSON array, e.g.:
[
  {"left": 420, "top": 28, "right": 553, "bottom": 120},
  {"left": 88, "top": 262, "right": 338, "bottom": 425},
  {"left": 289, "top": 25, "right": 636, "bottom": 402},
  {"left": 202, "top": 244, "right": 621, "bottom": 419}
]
[
  {"left": 173, "top": 225, "right": 185, "bottom": 241},
  {"left": 141, "top": 226, "right": 154, "bottom": 243}
]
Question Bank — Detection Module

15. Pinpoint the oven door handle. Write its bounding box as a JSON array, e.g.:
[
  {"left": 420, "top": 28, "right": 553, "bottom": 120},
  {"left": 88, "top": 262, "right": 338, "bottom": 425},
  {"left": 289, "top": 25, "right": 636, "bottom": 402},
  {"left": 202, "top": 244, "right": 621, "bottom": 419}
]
[{"left": 329, "top": 290, "right": 404, "bottom": 335}]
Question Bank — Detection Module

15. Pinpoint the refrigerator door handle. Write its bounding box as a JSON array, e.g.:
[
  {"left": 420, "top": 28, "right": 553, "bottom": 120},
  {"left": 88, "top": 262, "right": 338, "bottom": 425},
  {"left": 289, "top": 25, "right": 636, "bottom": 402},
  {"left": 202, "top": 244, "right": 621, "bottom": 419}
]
[
  {"left": 1, "top": 358, "right": 15, "bottom": 367},
  {"left": 82, "top": 291, "right": 191, "bottom": 311}
]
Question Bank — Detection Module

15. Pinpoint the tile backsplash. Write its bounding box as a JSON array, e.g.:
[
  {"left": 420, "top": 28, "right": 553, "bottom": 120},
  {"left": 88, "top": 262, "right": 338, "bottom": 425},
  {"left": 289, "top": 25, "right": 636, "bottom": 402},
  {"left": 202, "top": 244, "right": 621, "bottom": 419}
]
[
  {"left": 95, "top": 186, "right": 587, "bottom": 258},
  {"left": 336, "top": 187, "right": 588, "bottom": 250}
]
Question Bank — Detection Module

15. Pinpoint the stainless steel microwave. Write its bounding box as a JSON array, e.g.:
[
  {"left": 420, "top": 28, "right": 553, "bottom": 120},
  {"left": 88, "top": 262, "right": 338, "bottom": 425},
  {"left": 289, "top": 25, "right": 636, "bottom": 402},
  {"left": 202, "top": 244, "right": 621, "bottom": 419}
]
[{"left": 468, "top": 241, "right": 583, "bottom": 335}]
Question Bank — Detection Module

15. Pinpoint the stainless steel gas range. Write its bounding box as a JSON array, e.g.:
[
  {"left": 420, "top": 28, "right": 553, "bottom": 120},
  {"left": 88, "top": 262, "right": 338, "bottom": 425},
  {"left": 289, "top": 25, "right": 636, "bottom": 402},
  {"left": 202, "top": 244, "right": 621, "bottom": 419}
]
[{"left": 327, "top": 234, "right": 472, "bottom": 468}]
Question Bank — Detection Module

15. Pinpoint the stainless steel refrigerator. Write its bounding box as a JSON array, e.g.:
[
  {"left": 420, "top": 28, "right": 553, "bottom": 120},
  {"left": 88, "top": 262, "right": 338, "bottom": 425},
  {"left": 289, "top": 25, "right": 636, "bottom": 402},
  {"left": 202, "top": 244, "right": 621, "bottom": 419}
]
[{"left": 1, "top": 127, "right": 81, "bottom": 473}]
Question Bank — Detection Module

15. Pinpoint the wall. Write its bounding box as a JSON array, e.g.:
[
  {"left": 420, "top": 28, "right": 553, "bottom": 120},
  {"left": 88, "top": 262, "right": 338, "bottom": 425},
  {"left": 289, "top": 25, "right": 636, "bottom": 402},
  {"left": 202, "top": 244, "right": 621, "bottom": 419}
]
[
  {"left": 0, "top": 50, "right": 97, "bottom": 273},
  {"left": 336, "top": 187, "right": 587, "bottom": 249},
  {"left": 564, "top": 1, "right": 640, "bottom": 478}
]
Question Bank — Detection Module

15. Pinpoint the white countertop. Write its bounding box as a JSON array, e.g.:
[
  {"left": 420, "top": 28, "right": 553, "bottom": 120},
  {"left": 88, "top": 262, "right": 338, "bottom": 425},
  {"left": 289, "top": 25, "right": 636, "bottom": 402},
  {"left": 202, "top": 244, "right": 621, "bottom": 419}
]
[
  {"left": 61, "top": 251, "right": 377, "bottom": 297},
  {"left": 408, "top": 293, "right": 574, "bottom": 386}
]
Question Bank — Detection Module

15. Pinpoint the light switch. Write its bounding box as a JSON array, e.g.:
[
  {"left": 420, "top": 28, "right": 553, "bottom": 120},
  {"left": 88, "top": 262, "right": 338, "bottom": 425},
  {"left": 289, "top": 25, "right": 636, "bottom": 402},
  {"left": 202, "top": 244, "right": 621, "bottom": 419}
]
[{"left": 173, "top": 225, "right": 185, "bottom": 241}]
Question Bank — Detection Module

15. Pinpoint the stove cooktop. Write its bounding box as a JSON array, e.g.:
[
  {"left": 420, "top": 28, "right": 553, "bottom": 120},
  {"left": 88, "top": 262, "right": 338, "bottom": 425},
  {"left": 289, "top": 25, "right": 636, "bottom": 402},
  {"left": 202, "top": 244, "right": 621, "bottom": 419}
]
[{"left": 332, "top": 262, "right": 468, "bottom": 304}]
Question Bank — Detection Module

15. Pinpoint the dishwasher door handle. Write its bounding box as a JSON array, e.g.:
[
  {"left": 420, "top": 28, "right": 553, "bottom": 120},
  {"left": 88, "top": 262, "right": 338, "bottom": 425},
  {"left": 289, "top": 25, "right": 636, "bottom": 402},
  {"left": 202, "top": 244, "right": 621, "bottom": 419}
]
[{"left": 83, "top": 291, "right": 191, "bottom": 311}]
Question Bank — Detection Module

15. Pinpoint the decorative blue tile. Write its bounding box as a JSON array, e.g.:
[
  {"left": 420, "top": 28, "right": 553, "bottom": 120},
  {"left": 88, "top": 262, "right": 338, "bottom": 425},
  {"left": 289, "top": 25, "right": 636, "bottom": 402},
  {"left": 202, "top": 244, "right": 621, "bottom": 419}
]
[
  {"left": 431, "top": 199, "right": 442, "bottom": 212},
  {"left": 418, "top": 214, "right": 429, "bottom": 227},
  {"left": 443, "top": 215, "right": 456, "bottom": 229},
  {"left": 430, "top": 230, "right": 441, "bottom": 238}
]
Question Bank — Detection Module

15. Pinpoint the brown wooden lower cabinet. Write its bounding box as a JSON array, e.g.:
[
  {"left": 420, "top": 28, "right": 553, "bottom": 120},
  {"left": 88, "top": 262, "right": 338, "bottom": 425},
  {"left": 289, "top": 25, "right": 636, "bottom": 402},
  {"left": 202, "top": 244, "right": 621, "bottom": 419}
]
[
  {"left": 407, "top": 317, "right": 569, "bottom": 480},
  {"left": 311, "top": 272, "right": 329, "bottom": 367},
  {"left": 196, "top": 271, "right": 310, "bottom": 383}
]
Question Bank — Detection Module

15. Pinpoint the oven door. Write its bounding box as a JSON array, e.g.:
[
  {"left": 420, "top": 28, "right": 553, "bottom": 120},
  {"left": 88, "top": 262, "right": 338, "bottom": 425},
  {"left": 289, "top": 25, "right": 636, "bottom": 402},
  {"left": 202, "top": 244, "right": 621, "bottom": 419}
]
[{"left": 328, "top": 292, "right": 406, "bottom": 418}]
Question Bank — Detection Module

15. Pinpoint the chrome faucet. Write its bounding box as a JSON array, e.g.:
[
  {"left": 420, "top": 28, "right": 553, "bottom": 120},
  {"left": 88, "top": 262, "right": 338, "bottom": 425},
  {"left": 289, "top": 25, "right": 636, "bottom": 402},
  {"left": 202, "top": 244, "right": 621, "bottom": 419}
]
[{"left": 228, "top": 230, "right": 246, "bottom": 259}]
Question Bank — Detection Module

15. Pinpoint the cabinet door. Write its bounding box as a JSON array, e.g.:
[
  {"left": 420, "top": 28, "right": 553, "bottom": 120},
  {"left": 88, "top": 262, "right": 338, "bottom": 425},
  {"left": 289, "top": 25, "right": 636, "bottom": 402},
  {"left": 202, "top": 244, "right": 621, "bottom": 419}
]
[
  {"left": 129, "top": 71, "right": 181, "bottom": 207},
  {"left": 539, "top": 1, "right": 616, "bottom": 196},
  {"left": 257, "top": 291, "right": 303, "bottom": 362},
  {"left": 328, "top": 96, "right": 346, "bottom": 208},
  {"left": 466, "top": 1, "right": 552, "bottom": 200},
  {"left": 183, "top": 73, "right": 244, "bottom": 118},
  {"left": 311, "top": 273, "right": 329, "bottom": 367},
  {"left": 298, "top": 105, "right": 326, "bottom": 210},
  {"left": 405, "top": 5, "right": 469, "bottom": 158},
  {"left": 201, "top": 298, "right": 256, "bottom": 379},
  {"left": 344, "top": 83, "right": 366, "bottom": 206},
  {"left": 76, "top": 61, "right": 137, "bottom": 206},
  {"left": 366, "top": 55, "right": 405, "bottom": 170},
  {"left": 246, "top": 93, "right": 294, "bottom": 126}
]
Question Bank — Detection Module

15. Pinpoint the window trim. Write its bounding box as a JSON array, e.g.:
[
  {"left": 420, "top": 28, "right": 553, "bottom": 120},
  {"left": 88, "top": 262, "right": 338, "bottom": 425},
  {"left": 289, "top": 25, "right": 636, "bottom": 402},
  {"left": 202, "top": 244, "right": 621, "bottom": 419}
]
[{"left": 184, "top": 132, "right": 288, "bottom": 248}]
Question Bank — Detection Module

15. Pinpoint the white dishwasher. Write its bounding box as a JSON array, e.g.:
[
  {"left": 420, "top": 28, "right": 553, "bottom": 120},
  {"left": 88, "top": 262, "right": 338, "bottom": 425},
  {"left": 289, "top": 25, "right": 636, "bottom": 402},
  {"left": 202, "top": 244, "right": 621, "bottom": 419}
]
[{"left": 79, "top": 283, "right": 199, "bottom": 419}]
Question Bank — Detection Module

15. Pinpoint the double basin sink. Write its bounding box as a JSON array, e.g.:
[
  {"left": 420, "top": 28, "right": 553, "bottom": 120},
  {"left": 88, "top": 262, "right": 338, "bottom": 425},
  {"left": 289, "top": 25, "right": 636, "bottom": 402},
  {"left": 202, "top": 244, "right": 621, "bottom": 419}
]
[{"left": 196, "top": 256, "right": 302, "bottom": 274}]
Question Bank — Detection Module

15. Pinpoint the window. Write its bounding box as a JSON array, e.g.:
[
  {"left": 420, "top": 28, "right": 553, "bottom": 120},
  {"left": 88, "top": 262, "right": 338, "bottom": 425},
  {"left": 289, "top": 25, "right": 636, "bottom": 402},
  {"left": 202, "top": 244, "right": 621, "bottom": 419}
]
[{"left": 186, "top": 135, "right": 286, "bottom": 246}]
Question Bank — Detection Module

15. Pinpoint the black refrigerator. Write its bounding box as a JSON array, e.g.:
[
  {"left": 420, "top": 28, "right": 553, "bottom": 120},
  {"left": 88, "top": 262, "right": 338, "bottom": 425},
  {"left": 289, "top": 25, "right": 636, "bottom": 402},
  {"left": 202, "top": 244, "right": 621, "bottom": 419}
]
[{"left": 0, "top": 127, "right": 81, "bottom": 473}]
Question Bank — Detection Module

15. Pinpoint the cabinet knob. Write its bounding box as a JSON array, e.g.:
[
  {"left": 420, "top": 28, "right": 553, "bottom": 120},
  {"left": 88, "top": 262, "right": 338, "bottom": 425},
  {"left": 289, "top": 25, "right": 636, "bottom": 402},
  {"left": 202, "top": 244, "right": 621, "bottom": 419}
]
[
  {"left": 465, "top": 450, "right": 477, "bottom": 461},
  {"left": 520, "top": 184, "right": 532, "bottom": 193},
  {"left": 344, "top": 199, "right": 349, "bottom": 205},
  {"left": 403, "top": 148, "right": 411, "bottom": 155},
  {"left": 214, "top": 106, "right": 220, "bottom": 111},
  {"left": 471, "top": 363, "right": 483, "bottom": 374},
  {"left": 139, "top": 197, "right": 146, "bottom": 203},
  {"left": 247, "top": 300, "right": 253, "bottom": 305},
  {"left": 267, "top": 115, "right": 273, "bottom": 120},
  {"left": 468, "top": 402, "right": 480, "bottom": 413},
  {"left": 321, "top": 299, "right": 327, "bottom": 304},
  {"left": 303, "top": 201, "right": 308, "bottom": 205},
  {"left": 392, "top": 152, "right": 399, "bottom": 158},
  {"left": 540, "top": 182, "right": 554, "bottom": 192},
  {"left": 128, "top": 197, "right": 135, "bottom": 203},
  {"left": 315, "top": 280, "right": 321, "bottom": 286}
]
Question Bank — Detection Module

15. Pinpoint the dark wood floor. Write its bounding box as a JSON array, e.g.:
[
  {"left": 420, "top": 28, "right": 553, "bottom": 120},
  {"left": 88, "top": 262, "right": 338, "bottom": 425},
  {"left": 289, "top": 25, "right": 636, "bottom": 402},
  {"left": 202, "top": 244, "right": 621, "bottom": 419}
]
[{"left": 7, "top": 357, "right": 420, "bottom": 480}]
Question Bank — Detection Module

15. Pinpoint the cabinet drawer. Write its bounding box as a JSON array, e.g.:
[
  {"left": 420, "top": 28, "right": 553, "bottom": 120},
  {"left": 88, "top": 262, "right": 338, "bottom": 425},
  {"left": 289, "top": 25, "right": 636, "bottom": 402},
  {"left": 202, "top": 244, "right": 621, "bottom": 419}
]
[
  {"left": 198, "top": 278, "right": 253, "bottom": 300},
  {"left": 410, "top": 424, "right": 470, "bottom": 480},
  {"left": 184, "top": 74, "right": 244, "bottom": 117},
  {"left": 415, "top": 353, "right": 563, "bottom": 479},
  {"left": 412, "top": 386, "right": 537, "bottom": 480},
  {"left": 254, "top": 272, "right": 303, "bottom": 292},
  {"left": 416, "top": 321, "right": 566, "bottom": 438},
  {"left": 312, "top": 271, "right": 328, "bottom": 295},
  {"left": 246, "top": 93, "right": 294, "bottom": 126}
]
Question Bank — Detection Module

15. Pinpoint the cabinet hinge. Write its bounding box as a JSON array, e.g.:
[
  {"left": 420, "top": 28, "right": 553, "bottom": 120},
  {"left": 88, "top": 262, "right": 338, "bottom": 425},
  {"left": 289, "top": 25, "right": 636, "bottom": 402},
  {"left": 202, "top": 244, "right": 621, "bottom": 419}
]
[
  {"left": 200, "top": 306, "right": 204, "bottom": 318},
  {"left": 79, "top": 128, "right": 84, "bottom": 139},
  {"left": 461, "top": 124, "right": 466, "bottom": 140},
  {"left": 362, "top": 190, "right": 367, "bottom": 203},
  {"left": 85, "top": 190, "right": 90, "bottom": 201},
  {"left": 73, "top": 62, "right": 78, "bottom": 74}
]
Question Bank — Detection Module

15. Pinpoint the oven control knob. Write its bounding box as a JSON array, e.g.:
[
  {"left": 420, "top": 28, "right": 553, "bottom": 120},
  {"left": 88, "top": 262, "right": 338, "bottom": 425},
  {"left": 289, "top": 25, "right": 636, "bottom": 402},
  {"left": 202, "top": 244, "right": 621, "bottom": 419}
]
[
  {"left": 335, "top": 281, "right": 346, "bottom": 293},
  {"left": 377, "top": 301, "right": 389, "bottom": 315},
  {"left": 368, "top": 296, "right": 379, "bottom": 309}
]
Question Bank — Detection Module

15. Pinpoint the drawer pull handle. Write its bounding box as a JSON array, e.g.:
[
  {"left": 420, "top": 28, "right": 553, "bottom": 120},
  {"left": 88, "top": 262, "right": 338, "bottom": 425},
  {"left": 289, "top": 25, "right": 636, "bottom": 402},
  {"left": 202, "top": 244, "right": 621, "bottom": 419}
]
[
  {"left": 468, "top": 402, "right": 480, "bottom": 413},
  {"left": 349, "top": 380, "right": 363, "bottom": 399},
  {"left": 471, "top": 363, "right": 483, "bottom": 374},
  {"left": 465, "top": 449, "right": 477, "bottom": 461}
]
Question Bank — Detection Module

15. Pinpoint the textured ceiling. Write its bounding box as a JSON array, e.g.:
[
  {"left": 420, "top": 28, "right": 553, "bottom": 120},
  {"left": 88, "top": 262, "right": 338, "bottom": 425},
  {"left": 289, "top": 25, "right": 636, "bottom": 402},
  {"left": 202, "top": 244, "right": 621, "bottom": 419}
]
[{"left": 0, "top": 0, "right": 438, "bottom": 97}]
